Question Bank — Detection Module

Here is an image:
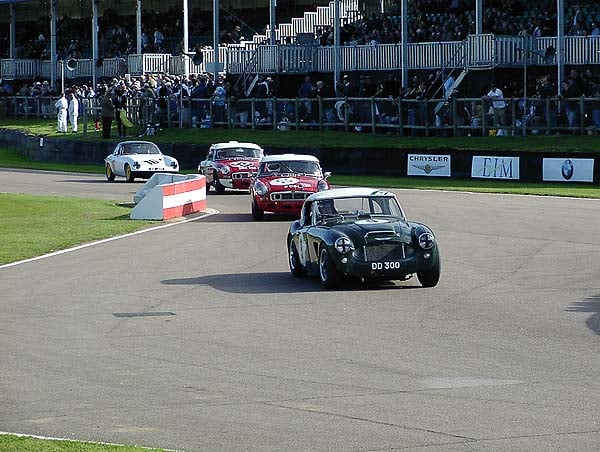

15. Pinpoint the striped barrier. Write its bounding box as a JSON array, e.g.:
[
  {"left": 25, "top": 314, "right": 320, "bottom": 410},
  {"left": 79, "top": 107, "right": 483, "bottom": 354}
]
[{"left": 130, "top": 174, "right": 207, "bottom": 220}]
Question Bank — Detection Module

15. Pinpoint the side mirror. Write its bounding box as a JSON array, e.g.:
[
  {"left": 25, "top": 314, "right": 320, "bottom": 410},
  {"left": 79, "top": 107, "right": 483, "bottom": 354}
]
[{"left": 324, "top": 171, "right": 332, "bottom": 179}]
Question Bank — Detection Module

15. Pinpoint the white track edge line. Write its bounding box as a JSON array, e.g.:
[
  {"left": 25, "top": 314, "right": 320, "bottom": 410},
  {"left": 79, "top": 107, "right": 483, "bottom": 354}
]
[{"left": 0, "top": 209, "right": 219, "bottom": 270}]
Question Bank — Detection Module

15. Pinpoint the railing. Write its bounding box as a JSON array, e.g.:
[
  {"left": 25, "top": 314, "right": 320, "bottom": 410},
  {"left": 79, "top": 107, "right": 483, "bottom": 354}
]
[
  {"left": 2, "top": 94, "right": 599, "bottom": 138},
  {"left": 1, "top": 35, "right": 600, "bottom": 80}
]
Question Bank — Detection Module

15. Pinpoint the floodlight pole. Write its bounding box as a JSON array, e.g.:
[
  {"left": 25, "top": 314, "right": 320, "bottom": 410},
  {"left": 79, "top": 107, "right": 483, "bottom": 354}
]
[
  {"left": 401, "top": 0, "right": 408, "bottom": 88},
  {"left": 183, "top": 0, "right": 189, "bottom": 77},
  {"left": 9, "top": 3, "right": 16, "bottom": 59},
  {"left": 269, "top": 0, "right": 277, "bottom": 45},
  {"left": 213, "top": 0, "right": 219, "bottom": 80},
  {"left": 92, "top": 0, "right": 99, "bottom": 89},
  {"left": 333, "top": 0, "right": 340, "bottom": 88},
  {"left": 557, "top": 0, "right": 564, "bottom": 96},
  {"left": 50, "top": 0, "right": 57, "bottom": 91},
  {"left": 136, "top": 0, "right": 142, "bottom": 54}
]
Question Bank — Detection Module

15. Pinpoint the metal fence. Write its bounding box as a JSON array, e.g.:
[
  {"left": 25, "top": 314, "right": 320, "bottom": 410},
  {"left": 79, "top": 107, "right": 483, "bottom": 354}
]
[
  {"left": 2, "top": 35, "right": 600, "bottom": 80},
  {"left": 2, "top": 94, "right": 599, "bottom": 137}
]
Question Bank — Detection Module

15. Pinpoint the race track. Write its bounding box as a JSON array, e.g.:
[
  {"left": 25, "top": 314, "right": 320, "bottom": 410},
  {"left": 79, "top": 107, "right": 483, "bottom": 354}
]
[{"left": 1, "top": 169, "right": 600, "bottom": 452}]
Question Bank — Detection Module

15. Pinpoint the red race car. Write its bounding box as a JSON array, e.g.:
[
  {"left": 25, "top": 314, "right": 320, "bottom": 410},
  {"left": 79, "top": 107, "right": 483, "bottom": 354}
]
[
  {"left": 250, "top": 154, "right": 331, "bottom": 220},
  {"left": 198, "top": 141, "right": 264, "bottom": 193}
]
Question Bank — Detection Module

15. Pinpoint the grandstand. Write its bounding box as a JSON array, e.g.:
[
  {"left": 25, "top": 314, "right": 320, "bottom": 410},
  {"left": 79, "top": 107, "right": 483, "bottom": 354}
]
[{"left": 0, "top": 0, "right": 599, "bottom": 100}]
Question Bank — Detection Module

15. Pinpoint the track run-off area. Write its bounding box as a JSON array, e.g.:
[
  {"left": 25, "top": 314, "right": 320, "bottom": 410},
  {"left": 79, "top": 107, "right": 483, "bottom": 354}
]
[{"left": 1, "top": 168, "right": 600, "bottom": 452}]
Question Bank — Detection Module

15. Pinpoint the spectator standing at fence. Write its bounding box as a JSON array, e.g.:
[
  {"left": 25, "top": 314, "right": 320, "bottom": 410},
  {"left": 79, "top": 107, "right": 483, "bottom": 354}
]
[
  {"left": 255, "top": 75, "right": 270, "bottom": 121},
  {"left": 54, "top": 92, "right": 68, "bottom": 133},
  {"left": 591, "top": 81, "right": 600, "bottom": 132},
  {"left": 100, "top": 91, "right": 114, "bottom": 139},
  {"left": 484, "top": 82, "right": 507, "bottom": 135},
  {"left": 591, "top": 22, "right": 600, "bottom": 36},
  {"left": 560, "top": 78, "right": 579, "bottom": 130},
  {"left": 212, "top": 78, "right": 227, "bottom": 127},
  {"left": 67, "top": 90, "right": 79, "bottom": 133},
  {"left": 315, "top": 80, "right": 335, "bottom": 124},
  {"left": 297, "top": 75, "right": 315, "bottom": 121},
  {"left": 153, "top": 27, "right": 164, "bottom": 50},
  {"left": 113, "top": 84, "right": 128, "bottom": 137}
]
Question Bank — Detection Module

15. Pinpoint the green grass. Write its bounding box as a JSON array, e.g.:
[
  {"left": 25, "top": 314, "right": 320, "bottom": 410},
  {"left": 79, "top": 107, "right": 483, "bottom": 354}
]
[
  {"left": 0, "top": 147, "right": 102, "bottom": 173},
  {"left": 0, "top": 193, "right": 156, "bottom": 265},
  {"left": 2, "top": 118, "right": 600, "bottom": 152},
  {"left": 0, "top": 434, "right": 170, "bottom": 451}
]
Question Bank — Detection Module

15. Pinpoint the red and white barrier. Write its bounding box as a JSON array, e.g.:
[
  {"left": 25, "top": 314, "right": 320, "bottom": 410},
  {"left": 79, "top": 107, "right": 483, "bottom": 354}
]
[{"left": 130, "top": 174, "right": 207, "bottom": 220}]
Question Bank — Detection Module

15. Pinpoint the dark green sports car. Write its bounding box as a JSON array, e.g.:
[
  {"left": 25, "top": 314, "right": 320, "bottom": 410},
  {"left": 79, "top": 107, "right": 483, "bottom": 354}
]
[{"left": 287, "top": 187, "right": 441, "bottom": 289}]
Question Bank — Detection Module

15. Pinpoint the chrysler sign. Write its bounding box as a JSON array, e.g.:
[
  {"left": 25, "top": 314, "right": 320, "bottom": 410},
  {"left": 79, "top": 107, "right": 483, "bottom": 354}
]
[{"left": 407, "top": 154, "right": 451, "bottom": 177}]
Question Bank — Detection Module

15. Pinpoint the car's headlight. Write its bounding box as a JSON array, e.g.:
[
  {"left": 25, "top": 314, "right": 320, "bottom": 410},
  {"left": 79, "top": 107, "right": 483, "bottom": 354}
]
[
  {"left": 254, "top": 180, "right": 268, "bottom": 196},
  {"left": 133, "top": 162, "right": 141, "bottom": 169},
  {"left": 418, "top": 232, "right": 435, "bottom": 250},
  {"left": 170, "top": 160, "right": 178, "bottom": 169},
  {"left": 334, "top": 236, "right": 354, "bottom": 254},
  {"left": 317, "top": 179, "right": 329, "bottom": 191},
  {"left": 219, "top": 165, "right": 231, "bottom": 175}
]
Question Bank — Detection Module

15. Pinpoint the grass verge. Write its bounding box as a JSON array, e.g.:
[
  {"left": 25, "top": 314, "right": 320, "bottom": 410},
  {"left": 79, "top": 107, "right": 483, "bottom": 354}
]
[
  {"left": 0, "top": 193, "right": 156, "bottom": 265},
  {"left": 2, "top": 118, "right": 600, "bottom": 152},
  {"left": 0, "top": 434, "right": 170, "bottom": 451}
]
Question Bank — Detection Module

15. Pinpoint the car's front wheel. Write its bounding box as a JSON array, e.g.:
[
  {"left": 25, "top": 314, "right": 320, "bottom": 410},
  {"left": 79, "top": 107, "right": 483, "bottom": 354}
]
[
  {"left": 124, "top": 164, "right": 135, "bottom": 182},
  {"left": 251, "top": 199, "right": 264, "bottom": 221},
  {"left": 417, "top": 252, "right": 441, "bottom": 288},
  {"left": 213, "top": 172, "right": 225, "bottom": 194},
  {"left": 105, "top": 164, "right": 115, "bottom": 181},
  {"left": 319, "top": 247, "right": 341, "bottom": 290},
  {"left": 288, "top": 240, "right": 305, "bottom": 277}
]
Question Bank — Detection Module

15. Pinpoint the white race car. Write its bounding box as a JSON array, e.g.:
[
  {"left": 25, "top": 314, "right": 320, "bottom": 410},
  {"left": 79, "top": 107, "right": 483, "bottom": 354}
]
[{"left": 105, "top": 141, "right": 179, "bottom": 182}]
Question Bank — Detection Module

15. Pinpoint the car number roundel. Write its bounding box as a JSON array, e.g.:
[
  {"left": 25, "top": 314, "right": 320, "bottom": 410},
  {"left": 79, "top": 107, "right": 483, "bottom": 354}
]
[
  {"left": 270, "top": 177, "right": 300, "bottom": 186},
  {"left": 229, "top": 161, "right": 254, "bottom": 169}
]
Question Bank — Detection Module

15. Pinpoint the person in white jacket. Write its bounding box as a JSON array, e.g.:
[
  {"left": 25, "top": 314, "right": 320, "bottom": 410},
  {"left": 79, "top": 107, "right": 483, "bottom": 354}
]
[
  {"left": 68, "top": 92, "right": 79, "bottom": 133},
  {"left": 54, "top": 92, "right": 68, "bottom": 133}
]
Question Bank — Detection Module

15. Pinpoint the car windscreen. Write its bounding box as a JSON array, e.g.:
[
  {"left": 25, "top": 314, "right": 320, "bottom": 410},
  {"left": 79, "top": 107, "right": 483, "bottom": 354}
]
[
  {"left": 317, "top": 196, "right": 404, "bottom": 220},
  {"left": 216, "top": 147, "right": 262, "bottom": 159},
  {"left": 122, "top": 143, "right": 161, "bottom": 155},
  {"left": 260, "top": 160, "right": 321, "bottom": 176}
]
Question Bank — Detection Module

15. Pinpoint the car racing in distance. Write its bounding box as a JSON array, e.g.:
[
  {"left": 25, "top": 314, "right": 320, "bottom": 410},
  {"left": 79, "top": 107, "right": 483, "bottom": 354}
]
[
  {"left": 105, "top": 140, "right": 179, "bottom": 182},
  {"left": 287, "top": 187, "right": 441, "bottom": 289},
  {"left": 250, "top": 154, "right": 331, "bottom": 221},
  {"left": 198, "top": 141, "right": 264, "bottom": 193}
]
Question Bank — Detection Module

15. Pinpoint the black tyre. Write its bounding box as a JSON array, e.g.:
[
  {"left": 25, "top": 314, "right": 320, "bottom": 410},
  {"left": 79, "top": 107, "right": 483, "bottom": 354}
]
[
  {"left": 105, "top": 164, "right": 116, "bottom": 181},
  {"left": 213, "top": 172, "right": 225, "bottom": 194},
  {"left": 251, "top": 200, "right": 264, "bottom": 221},
  {"left": 318, "top": 247, "right": 342, "bottom": 290},
  {"left": 288, "top": 240, "right": 305, "bottom": 277},
  {"left": 124, "top": 164, "right": 135, "bottom": 182},
  {"left": 417, "top": 253, "right": 441, "bottom": 288}
]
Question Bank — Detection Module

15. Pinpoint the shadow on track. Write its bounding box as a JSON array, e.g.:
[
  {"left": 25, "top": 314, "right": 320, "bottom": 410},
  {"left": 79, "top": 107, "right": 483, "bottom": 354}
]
[
  {"left": 566, "top": 294, "right": 600, "bottom": 335},
  {"left": 162, "top": 271, "right": 422, "bottom": 294}
]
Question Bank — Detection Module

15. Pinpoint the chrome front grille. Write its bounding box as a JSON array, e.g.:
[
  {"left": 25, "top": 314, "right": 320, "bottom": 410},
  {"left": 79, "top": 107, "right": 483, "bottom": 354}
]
[
  {"left": 270, "top": 191, "right": 310, "bottom": 201},
  {"left": 357, "top": 243, "right": 414, "bottom": 262},
  {"left": 233, "top": 172, "right": 252, "bottom": 179}
]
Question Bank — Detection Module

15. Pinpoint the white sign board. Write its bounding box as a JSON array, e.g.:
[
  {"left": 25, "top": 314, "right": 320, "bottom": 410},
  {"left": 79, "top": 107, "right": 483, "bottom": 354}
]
[
  {"left": 542, "top": 158, "right": 594, "bottom": 182},
  {"left": 472, "top": 156, "right": 520, "bottom": 180},
  {"left": 407, "top": 154, "right": 451, "bottom": 177}
]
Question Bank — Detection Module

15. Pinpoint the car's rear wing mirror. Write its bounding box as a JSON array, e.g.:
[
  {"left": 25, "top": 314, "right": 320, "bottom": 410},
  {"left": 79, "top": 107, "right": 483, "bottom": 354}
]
[{"left": 324, "top": 171, "right": 332, "bottom": 179}]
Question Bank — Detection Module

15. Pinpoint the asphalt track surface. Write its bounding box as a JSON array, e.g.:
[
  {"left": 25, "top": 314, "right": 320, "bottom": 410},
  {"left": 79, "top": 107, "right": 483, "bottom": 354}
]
[{"left": 1, "top": 168, "right": 600, "bottom": 452}]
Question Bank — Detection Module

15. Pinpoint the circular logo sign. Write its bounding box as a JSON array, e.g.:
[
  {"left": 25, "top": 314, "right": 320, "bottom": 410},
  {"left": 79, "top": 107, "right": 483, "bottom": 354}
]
[
  {"left": 561, "top": 159, "right": 574, "bottom": 180},
  {"left": 270, "top": 177, "right": 299, "bottom": 186}
]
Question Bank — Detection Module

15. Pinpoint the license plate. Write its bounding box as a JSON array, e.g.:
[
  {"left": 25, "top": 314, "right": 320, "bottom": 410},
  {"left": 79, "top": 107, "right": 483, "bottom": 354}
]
[{"left": 371, "top": 261, "right": 401, "bottom": 270}]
